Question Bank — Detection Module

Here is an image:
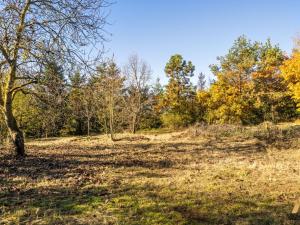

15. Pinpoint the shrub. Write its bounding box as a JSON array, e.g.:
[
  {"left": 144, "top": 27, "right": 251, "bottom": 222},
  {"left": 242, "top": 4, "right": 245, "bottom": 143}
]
[
  {"left": 161, "top": 112, "right": 193, "bottom": 128},
  {"left": 252, "top": 122, "right": 282, "bottom": 144},
  {"left": 188, "top": 123, "right": 247, "bottom": 139}
]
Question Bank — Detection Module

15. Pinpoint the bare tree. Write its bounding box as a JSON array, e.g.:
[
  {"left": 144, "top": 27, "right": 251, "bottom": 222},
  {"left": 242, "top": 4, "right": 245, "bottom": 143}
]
[
  {"left": 124, "top": 55, "right": 151, "bottom": 133},
  {"left": 0, "top": 0, "right": 110, "bottom": 157},
  {"left": 197, "top": 72, "right": 206, "bottom": 91}
]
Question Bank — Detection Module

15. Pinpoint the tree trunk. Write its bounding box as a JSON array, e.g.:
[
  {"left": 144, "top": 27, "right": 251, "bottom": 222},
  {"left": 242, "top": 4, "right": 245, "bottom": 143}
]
[
  {"left": 4, "top": 100, "right": 25, "bottom": 157},
  {"left": 131, "top": 114, "right": 136, "bottom": 134},
  {"left": 109, "top": 117, "right": 114, "bottom": 141},
  {"left": 292, "top": 197, "right": 300, "bottom": 214},
  {"left": 103, "top": 116, "right": 108, "bottom": 136},
  {"left": 109, "top": 104, "right": 115, "bottom": 141},
  {"left": 87, "top": 117, "right": 90, "bottom": 137},
  {"left": 271, "top": 104, "right": 275, "bottom": 122}
]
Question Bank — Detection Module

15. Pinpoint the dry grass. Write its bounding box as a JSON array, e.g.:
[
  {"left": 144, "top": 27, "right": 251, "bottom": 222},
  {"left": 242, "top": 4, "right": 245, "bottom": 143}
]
[{"left": 0, "top": 123, "right": 300, "bottom": 224}]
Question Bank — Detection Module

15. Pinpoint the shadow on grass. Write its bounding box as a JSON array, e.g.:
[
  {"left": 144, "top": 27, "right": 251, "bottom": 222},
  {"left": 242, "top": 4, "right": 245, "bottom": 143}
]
[
  {"left": 1, "top": 181, "right": 294, "bottom": 224},
  {"left": 1, "top": 136, "right": 299, "bottom": 224},
  {"left": 0, "top": 185, "right": 111, "bottom": 224},
  {"left": 0, "top": 139, "right": 273, "bottom": 186}
]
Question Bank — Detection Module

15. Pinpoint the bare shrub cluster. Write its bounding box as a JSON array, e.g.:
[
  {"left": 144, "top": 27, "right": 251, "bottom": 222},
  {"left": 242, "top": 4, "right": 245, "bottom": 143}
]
[{"left": 188, "top": 122, "right": 300, "bottom": 148}]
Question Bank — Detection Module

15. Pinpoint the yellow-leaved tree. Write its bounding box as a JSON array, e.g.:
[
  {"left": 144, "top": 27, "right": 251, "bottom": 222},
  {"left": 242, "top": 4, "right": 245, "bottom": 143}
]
[{"left": 280, "top": 51, "right": 300, "bottom": 111}]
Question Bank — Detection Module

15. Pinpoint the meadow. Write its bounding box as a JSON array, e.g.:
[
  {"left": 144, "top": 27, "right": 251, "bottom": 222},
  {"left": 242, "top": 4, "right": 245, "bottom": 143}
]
[{"left": 1, "top": 122, "right": 300, "bottom": 225}]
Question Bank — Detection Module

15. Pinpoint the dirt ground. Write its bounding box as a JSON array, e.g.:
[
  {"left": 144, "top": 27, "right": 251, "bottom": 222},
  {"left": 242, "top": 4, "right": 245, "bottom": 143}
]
[{"left": 1, "top": 124, "right": 300, "bottom": 224}]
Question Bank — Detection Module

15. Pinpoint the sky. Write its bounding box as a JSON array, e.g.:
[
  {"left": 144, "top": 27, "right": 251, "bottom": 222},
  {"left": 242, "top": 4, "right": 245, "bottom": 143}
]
[{"left": 104, "top": 0, "right": 300, "bottom": 84}]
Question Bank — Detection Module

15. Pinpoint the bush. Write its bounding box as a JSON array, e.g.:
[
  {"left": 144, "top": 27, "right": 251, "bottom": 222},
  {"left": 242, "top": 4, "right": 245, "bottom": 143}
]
[
  {"left": 188, "top": 123, "right": 247, "bottom": 139},
  {"left": 252, "top": 122, "right": 282, "bottom": 144},
  {"left": 161, "top": 112, "right": 193, "bottom": 128},
  {"left": 252, "top": 121, "right": 300, "bottom": 145}
]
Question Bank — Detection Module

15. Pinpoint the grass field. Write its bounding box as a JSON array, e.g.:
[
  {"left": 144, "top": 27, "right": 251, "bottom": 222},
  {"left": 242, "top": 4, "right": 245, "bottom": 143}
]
[{"left": 1, "top": 123, "right": 300, "bottom": 224}]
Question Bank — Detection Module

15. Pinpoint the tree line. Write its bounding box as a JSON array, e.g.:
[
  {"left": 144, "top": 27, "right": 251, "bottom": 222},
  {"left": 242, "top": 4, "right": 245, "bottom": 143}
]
[
  {"left": 0, "top": 2, "right": 299, "bottom": 157},
  {"left": 1, "top": 36, "right": 300, "bottom": 147}
]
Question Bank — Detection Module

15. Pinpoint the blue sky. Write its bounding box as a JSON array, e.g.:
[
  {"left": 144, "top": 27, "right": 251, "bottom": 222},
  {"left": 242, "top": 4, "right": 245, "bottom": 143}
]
[{"left": 105, "top": 0, "right": 300, "bottom": 84}]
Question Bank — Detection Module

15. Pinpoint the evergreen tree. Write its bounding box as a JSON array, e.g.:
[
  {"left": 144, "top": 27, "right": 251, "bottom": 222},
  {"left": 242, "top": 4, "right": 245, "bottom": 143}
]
[
  {"left": 253, "top": 40, "right": 296, "bottom": 122},
  {"left": 36, "top": 61, "right": 67, "bottom": 137},
  {"left": 208, "top": 36, "right": 258, "bottom": 124},
  {"left": 65, "top": 72, "right": 86, "bottom": 135},
  {"left": 161, "top": 54, "right": 196, "bottom": 127},
  {"left": 197, "top": 72, "right": 206, "bottom": 91}
]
